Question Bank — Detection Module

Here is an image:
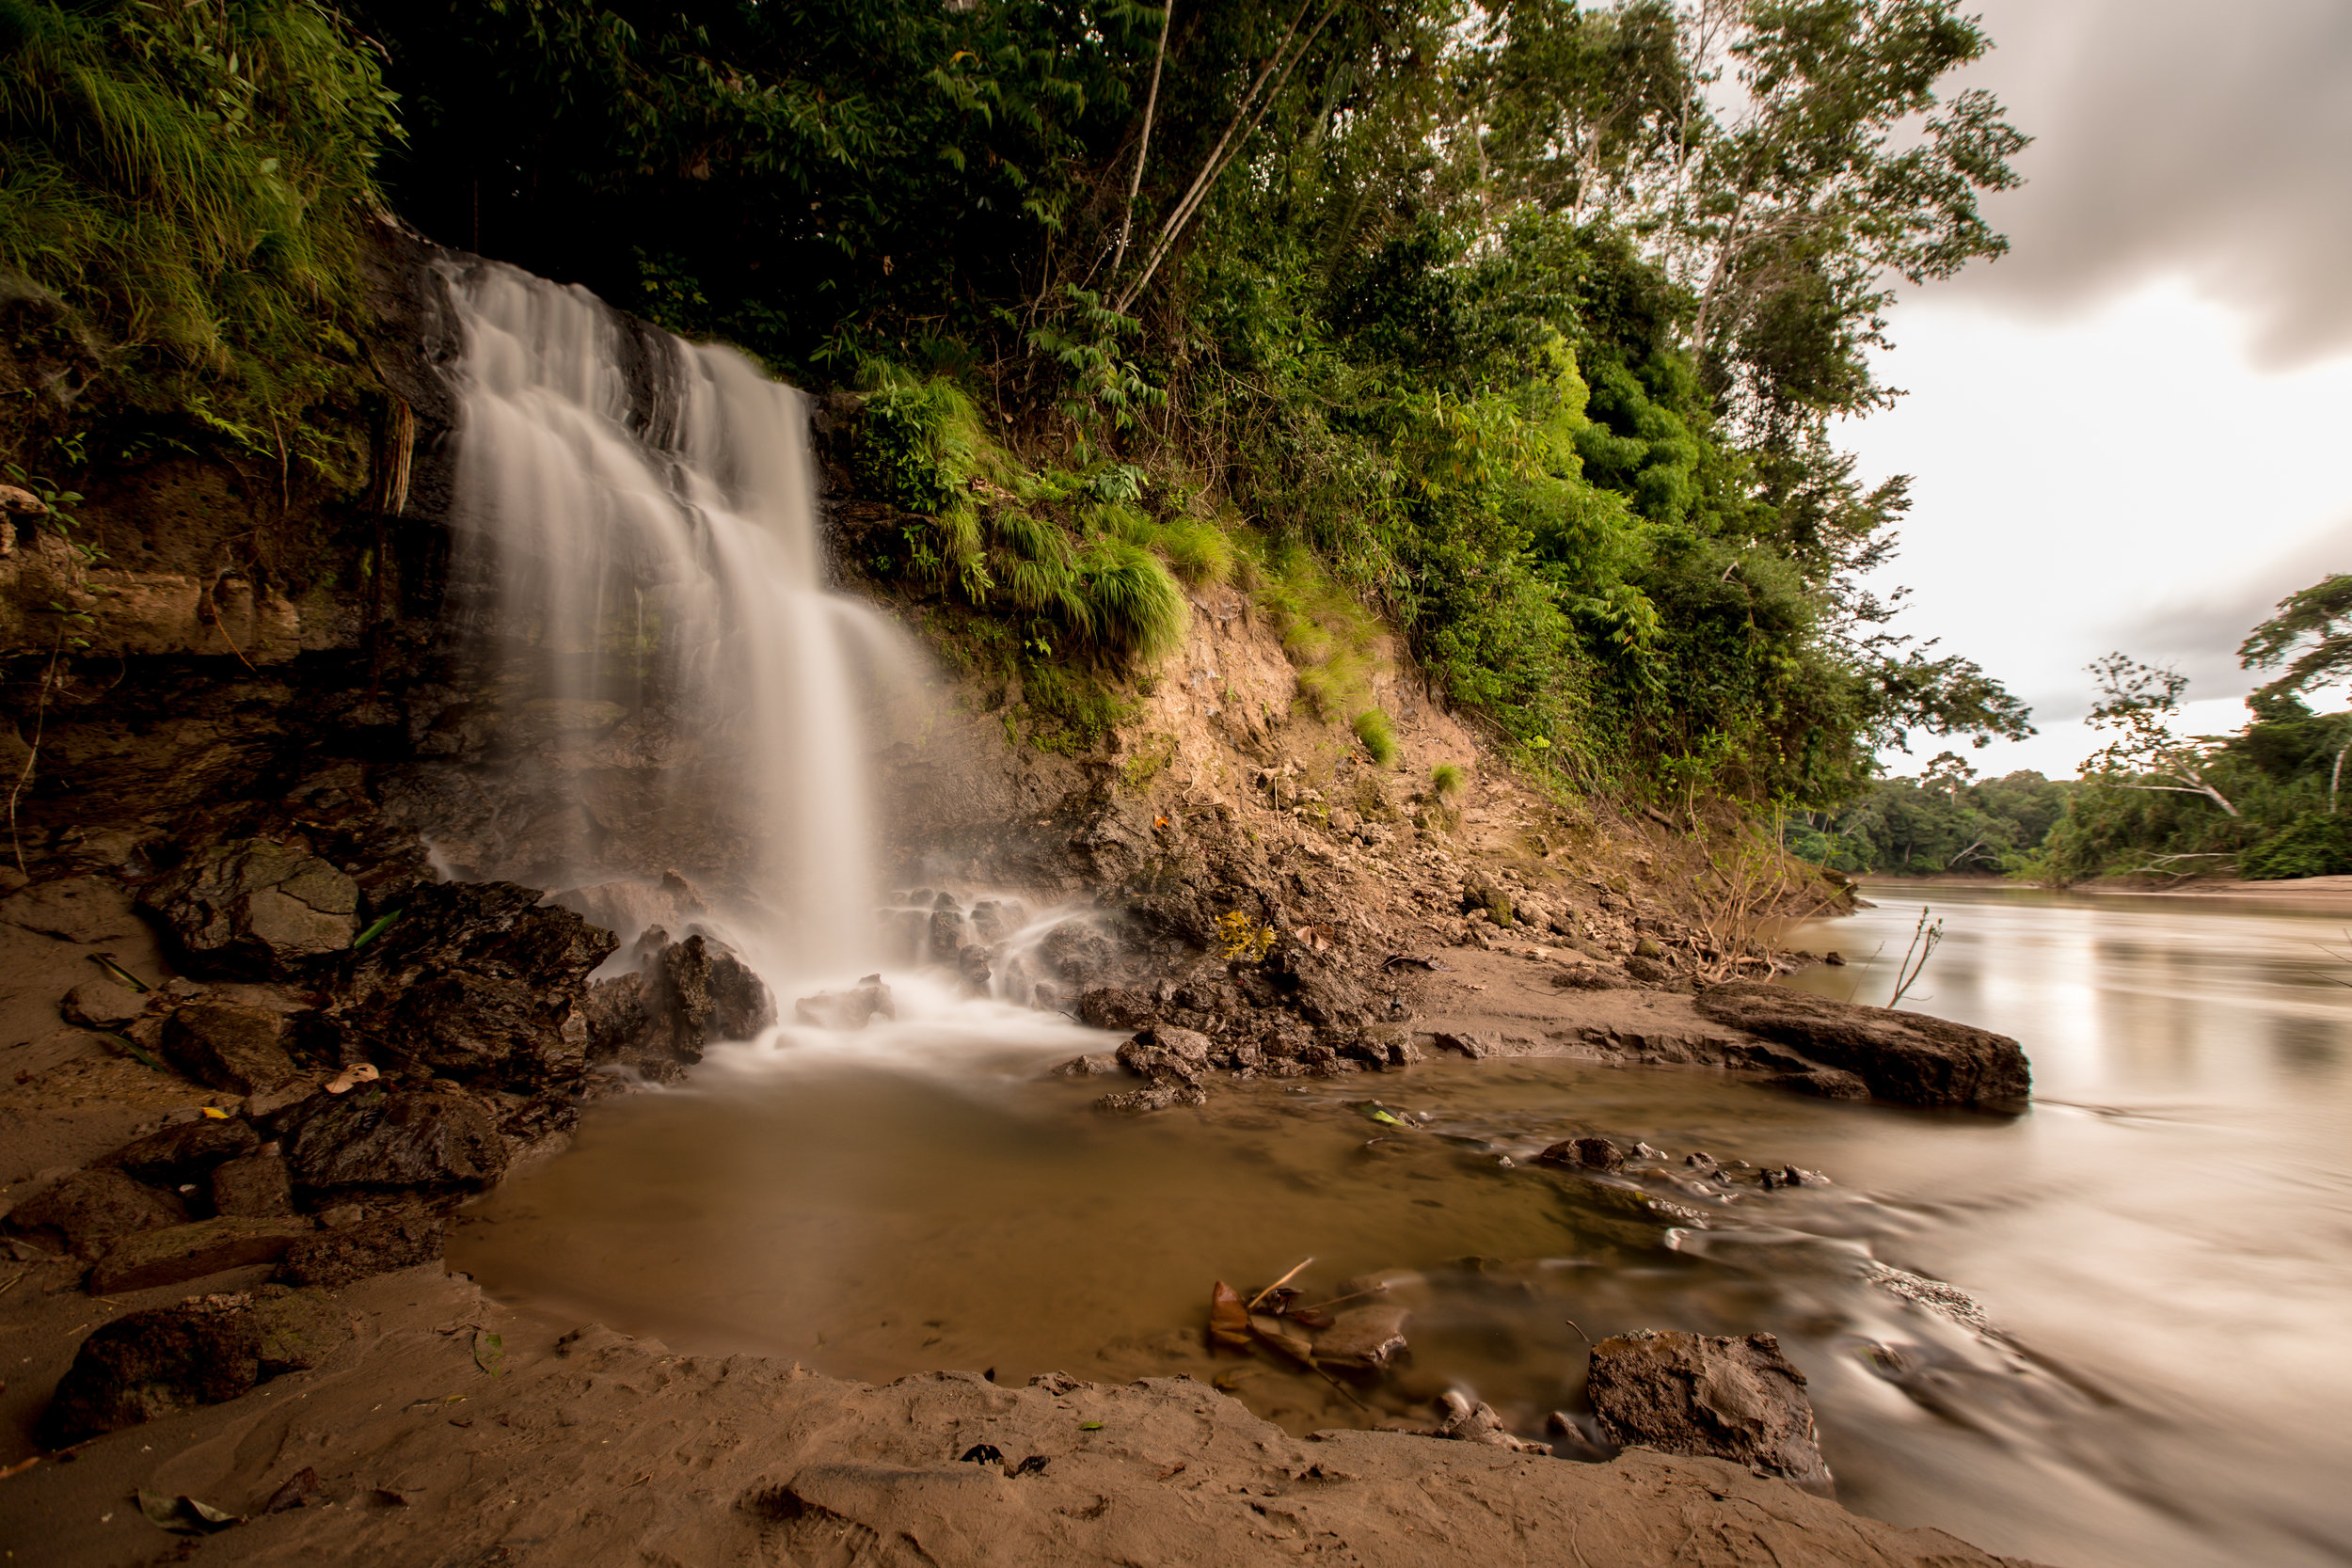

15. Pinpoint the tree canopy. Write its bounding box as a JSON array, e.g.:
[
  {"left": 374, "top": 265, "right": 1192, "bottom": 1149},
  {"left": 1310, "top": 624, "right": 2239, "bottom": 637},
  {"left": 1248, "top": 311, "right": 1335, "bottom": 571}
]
[{"left": 2, "top": 0, "right": 2045, "bottom": 807}]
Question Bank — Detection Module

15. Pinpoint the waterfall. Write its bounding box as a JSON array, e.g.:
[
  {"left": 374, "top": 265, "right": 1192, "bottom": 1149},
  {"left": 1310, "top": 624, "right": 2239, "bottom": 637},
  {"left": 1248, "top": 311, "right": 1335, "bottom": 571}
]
[{"left": 439, "top": 260, "right": 901, "bottom": 981}]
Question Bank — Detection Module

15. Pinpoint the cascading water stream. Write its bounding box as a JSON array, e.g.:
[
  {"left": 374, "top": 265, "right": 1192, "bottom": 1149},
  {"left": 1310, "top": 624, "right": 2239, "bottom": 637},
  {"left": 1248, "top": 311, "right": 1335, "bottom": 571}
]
[{"left": 439, "top": 260, "right": 906, "bottom": 983}]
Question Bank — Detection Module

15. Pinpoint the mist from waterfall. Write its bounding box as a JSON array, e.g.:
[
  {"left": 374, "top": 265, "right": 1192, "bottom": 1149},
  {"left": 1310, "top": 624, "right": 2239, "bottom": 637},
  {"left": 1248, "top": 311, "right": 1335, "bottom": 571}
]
[{"left": 440, "top": 259, "right": 905, "bottom": 982}]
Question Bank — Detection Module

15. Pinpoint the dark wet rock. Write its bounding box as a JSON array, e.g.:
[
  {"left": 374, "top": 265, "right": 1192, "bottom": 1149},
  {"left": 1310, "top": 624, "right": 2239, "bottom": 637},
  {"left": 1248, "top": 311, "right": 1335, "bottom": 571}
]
[
  {"left": 161, "top": 1000, "right": 302, "bottom": 1095},
  {"left": 1040, "top": 920, "right": 1114, "bottom": 986},
  {"left": 1277, "top": 950, "right": 1371, "bottom": 1028},
  {"left": 61, "top": 978, "right": 146, "bottom": 1029},
  {"left": 39, "top": 1286, "right": 349, "bottom": 1448},
  {"left": 1429, "top": 1390, "right": 1549, "bottom": 1454},
  {"left": 337, "top": 880, "right": 617, "bottom": 1089},
  {"left": 1683, "top": 1150, "right": 1720, "bottom": 1176},
  {"left": 210, "top": 1152, "right": 295, "bottom": 1216},
  {"left": 1074, "top": 986, "right": 1156, "bottom": 1030},
  {"left": 140, "top": 841, "right": 360, "bottom": 976},
  {"left": 282, "top": 1084, "right": 508, "bottom": 1197},
  {"left": 1118, "top": 1024, "right": 1213, "bottom": 1084},
  {"left": 1584, "top": 1330, "right": 1832, "bottom": 1492},
  {"left": 1539, "top": 1136, "right": 1626, "bottom": 1172},
  {"left": 659, "top": 931, "right": 777, "bottom": 1053},
  {"left": 1757, "top": 1165, "right": 1830, "bottom": 1192},
  {"left": 1775, "top": 1068, "right": 1871, "bottom": 1101},
  {"left": 794, "top": 974, "right": 895, "bottom": 1031},
  {"left": 1693, "top": 982, "right": 2031, "bottom": 1109},
  {"left": 1314, "top": 1306, "right": 1410, "bottom": 1370},
  {"left": 955, "top": 942, "right": 993, "bottom": 994},
  {"left": 6, "top": 1168, "right": 184, "bottom": 1259},
  {"left": 1094, "top": 1083, "right": 1208, "bottom": 1114},
  {"left": 278, "top": 1210, "right": 445, "bottom": 1288},
  {"left": 98, "top": 1117, "right": 262, "bottom": 1187},
  {"left": 87, "top": 1215, "right": 314, "bottom": 1293},
  {"left": 1053, "top": 1053, "right": 1122, "bottom": 1078}
]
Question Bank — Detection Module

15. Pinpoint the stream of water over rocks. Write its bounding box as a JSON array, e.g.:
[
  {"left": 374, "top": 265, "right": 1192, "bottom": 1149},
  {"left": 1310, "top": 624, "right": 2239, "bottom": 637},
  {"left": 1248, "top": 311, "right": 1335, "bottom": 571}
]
[{"left": 451, "top": 884, "right": 2352, "bottom": 1568}]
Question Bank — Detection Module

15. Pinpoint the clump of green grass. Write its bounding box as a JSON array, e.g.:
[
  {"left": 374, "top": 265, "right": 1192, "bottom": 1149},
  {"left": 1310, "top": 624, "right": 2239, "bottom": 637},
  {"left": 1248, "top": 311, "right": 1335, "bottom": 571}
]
[
  {"left": 0, "top": 0, "right": 398, "bottom": 464},
  {"left": 1352, "top": 708, "right": 1398, "bottom": 766},
  {"left": 1431, "top": 763, "right": 1468, "bottom": 800}
]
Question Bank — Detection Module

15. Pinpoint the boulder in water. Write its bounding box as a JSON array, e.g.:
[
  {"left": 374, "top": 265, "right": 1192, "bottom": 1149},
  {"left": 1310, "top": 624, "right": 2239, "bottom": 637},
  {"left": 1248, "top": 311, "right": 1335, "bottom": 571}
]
[
  {"left": 1117, "top": 1024, "right": 1213, "bottom": 1084},
  {"left": 140, "top": 841, "right": 360, "bottom": 976},
  {"left": 1538, "top": 1135, "right": 1627, "bottom": 1172},
  {"left": 794, "top": 974, "right": 895, "bottom": 1031},
  {"left": 1692, "top": 982, "right": 2029, "bottom": 1109},
  {"left": 1583, "top": 1330, "right": 1833, "bottom": 1492}
]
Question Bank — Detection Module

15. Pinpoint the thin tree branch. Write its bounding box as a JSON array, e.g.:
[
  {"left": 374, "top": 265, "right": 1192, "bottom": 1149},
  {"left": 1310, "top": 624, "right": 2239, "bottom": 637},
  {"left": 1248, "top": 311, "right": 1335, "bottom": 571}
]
[{"left": 1109, "top": 1, "right": 1174, "bottom": 278}]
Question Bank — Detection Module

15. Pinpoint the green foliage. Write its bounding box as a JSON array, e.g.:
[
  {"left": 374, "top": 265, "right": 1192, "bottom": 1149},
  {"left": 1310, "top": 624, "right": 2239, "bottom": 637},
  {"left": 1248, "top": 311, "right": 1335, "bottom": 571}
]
[
  {"left": 108, "top": 0, "right": 2033, "bottom": 811},
  {"left": 1790, "top": 763, "right": 2072, "bottom": 876},
  {"left": 0, "top": 0, "right": 397, "bottom": 465},
  {"left": 1352, "top": 707, "right": 1398, "bottom": 767},
  {"left": 2240, "top": 572, "right": 2352, "bottom": 707}
]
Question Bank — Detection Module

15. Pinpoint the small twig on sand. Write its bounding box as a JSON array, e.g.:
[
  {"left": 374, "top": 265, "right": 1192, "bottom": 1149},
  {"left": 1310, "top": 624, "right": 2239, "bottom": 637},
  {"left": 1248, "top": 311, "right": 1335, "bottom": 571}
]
[{"left": 1247, "top": 1259, "right": 1314, "bottom": 1312}]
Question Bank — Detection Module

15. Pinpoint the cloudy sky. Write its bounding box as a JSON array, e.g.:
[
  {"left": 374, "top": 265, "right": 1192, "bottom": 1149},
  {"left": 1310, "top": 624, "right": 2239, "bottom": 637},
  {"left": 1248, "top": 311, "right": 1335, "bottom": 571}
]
[{"left": 1843, "top": 0, "right": 2352, "bottom": 778}]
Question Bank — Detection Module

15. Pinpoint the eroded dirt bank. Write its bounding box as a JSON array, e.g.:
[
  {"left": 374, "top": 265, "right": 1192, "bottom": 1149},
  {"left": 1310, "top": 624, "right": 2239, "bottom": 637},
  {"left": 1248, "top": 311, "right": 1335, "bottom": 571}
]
[{"left": 0, "top": 1264, "right": 2039, "bottom": 1568}]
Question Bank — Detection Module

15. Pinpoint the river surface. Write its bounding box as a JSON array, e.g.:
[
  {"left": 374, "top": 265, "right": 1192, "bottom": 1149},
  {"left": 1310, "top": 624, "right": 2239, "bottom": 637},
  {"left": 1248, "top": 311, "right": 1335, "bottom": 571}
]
[{"left": 452, "top": 884, "right": 2352, "bottom": 1568}]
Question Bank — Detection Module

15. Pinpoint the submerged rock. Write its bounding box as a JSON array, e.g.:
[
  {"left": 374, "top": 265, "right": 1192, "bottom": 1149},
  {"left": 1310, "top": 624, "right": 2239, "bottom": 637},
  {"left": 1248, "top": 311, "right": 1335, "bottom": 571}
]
[
  {"left": 1538, "top": 1135, "right": 1626, "bottom": 1172},
  {"left": 1314, "top": 1305, "right": 1411, "bottom": 1370},
  {"left": 1429, "top": 1390, "right": 1550, "bottom": 1454},
  {"left": 141, "top": 841, "right": 360, "bottom": 976},
  {"left": 1583, "top": 1329, "right": 1832, "bottom": 1492},
  {"left": 40, "top": 1286, "right": 349, "bottom": 1448},
  {"left": 1693, "top": 982, "right": 2030, "bottom": 1109},
  {"left": 1094, "top": 1083, "right": 1208, "bottom": 1114}
]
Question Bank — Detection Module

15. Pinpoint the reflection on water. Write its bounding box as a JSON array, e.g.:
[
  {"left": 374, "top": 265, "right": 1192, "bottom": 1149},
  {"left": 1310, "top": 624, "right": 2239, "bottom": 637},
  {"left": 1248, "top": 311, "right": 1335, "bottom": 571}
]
[{"left": 453, "top": 883, "right": 2352, "bottom": 1568}]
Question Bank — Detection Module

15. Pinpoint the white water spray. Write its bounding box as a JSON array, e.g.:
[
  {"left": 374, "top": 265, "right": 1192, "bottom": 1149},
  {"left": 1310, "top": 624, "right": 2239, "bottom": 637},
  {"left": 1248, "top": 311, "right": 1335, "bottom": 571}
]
[{"left": 441, "top": 260, "right": 906, "bottom": 981}]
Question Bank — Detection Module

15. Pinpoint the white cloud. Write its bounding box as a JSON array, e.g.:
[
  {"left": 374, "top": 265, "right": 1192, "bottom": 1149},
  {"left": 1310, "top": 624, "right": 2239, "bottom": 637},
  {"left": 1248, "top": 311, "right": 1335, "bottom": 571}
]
[{"left": 1844, "top": 277, "right": 2352, "bottom": 780}]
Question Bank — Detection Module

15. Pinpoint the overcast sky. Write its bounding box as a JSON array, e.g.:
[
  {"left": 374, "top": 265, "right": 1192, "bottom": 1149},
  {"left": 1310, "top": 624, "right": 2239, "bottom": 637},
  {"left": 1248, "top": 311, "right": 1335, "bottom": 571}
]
[{"left": 1842, "top": 0, "right": 2352, "bottom": 779}]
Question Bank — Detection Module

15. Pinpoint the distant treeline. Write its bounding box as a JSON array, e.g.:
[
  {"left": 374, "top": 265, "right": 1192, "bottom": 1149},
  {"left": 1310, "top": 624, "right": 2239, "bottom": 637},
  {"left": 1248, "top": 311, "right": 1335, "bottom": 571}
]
[{"left": 1791, "top": 693, "right": 2351, "bottom": 884}]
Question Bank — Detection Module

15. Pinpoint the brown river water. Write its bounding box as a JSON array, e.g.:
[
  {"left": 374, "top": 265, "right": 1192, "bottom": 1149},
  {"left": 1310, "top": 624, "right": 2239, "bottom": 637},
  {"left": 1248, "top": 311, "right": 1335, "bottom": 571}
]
[{"left": 451, "top": 884, "right": 2352, "bottom": 1568}]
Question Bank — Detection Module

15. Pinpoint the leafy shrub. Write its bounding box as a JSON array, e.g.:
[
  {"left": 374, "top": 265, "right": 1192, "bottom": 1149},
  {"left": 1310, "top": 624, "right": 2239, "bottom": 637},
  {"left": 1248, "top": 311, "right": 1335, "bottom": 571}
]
[{"left": 1430, "top": 763, "right": 1467, "bottom": 800}]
